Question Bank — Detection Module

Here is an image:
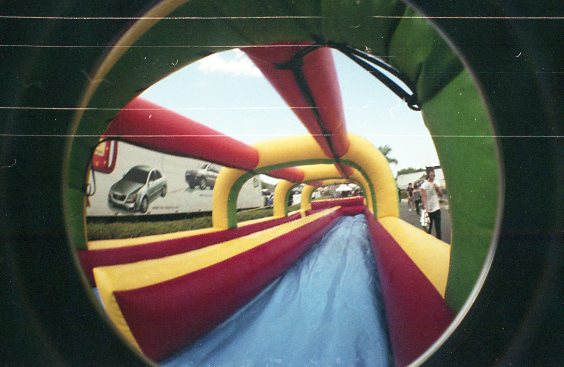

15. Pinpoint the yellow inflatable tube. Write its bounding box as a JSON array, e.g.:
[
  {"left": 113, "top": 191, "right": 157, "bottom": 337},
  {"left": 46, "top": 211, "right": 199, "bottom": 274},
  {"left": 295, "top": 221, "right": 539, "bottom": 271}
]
[
  {"left": 342, "top": 134, "right": 398, "bottom": 219},
  {"left": 300, "top": 184, "right": 317, "bottom": 211},
  {"left": 379, "top": 217, "right": 451, "bottom": 297},
  {"left": 213, "top": 134, "right": 397, "bottom": 229},
  {"left": 253, "top": 135, "right": 328, "bottom": 167},
  {"left": 94, "top": 208, "right": 339, "bottom": 348},
  {"left": 273, "top": 180, "right": 295, "bottom": 217},
  {"left": 212, "top": 167, "right": 248, "bottom": 229}
]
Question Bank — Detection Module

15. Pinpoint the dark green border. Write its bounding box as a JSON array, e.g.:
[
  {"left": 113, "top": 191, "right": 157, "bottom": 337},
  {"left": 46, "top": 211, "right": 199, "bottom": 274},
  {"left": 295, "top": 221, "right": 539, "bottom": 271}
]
[
  {"left": 65, "top": 0, "right": 498, "bottom": 313},
  {"left": 1, "top": 1, "right": 560, "bottom": 366}
]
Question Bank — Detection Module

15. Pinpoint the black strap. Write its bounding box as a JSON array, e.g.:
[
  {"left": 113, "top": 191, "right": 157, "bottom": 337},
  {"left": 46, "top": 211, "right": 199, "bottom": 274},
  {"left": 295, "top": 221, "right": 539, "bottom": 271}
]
[
  {"left": 272, "top": 43, "right": 421, "bottom": 177},
  {"left": 276, "top": 46, "right": 350, "bottom": 177},
  {"left": 334, "top": 44, "right": 421, "bottom": 111},
  {"left": 276, "top": 43, "right": 421, "bottom": 111}
]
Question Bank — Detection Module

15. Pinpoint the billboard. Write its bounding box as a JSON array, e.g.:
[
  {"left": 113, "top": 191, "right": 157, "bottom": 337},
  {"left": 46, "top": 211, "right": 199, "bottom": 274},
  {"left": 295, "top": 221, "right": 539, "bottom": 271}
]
[{"left": 86, "top": 141, "right": 263, "bottom": 216}]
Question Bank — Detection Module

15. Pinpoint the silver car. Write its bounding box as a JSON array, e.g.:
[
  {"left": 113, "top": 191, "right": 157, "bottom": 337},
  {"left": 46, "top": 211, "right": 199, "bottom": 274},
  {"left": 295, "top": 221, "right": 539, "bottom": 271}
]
[
  {"left": 108, "top": 165, "right": 167, "bottom": 213},
  {"left": 185, "top": 163, "right": 220, "bottom": 190}
]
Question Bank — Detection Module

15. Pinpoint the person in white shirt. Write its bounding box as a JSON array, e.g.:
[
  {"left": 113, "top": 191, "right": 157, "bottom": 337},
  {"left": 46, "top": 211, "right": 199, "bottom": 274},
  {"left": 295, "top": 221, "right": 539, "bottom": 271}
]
[{"left": 421, "top": 167, "right": 443, "bottom": 239}]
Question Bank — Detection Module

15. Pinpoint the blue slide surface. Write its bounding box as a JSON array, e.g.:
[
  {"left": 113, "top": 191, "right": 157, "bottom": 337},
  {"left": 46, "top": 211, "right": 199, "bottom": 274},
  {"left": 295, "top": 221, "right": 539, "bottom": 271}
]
[{"left": 163, "top": 215, "right": 391, "bottom": 366}]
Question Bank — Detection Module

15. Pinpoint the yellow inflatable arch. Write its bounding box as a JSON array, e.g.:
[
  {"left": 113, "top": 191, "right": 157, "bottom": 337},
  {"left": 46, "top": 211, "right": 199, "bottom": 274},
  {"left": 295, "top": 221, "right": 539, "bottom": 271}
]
[
  {"left": 213, "top": 134, "right": 397, "bottom": 229},
  {"left": 272, "top": 164, "right": 370, "bottom": 218},
  {"left": 300, "top": 178, "right": 368, "bottom": 212}
]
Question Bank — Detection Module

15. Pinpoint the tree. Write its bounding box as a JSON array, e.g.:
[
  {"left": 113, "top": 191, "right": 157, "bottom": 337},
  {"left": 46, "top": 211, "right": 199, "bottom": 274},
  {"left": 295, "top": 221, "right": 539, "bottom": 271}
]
[{"left": 378, "top": 145, "right": 398, "bottom": 165}]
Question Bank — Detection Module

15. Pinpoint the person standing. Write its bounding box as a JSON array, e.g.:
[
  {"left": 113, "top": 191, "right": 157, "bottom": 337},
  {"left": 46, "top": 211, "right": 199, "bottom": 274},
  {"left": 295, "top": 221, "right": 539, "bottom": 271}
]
[
  {"left": 406, "top": 183, "right": 414, "bottom": 211},
  {"left": 412, "top": 182, "right": 422, "bottom": 215},
  {"left": 421, "top": 167, "right": 443, "bottom": 239}
]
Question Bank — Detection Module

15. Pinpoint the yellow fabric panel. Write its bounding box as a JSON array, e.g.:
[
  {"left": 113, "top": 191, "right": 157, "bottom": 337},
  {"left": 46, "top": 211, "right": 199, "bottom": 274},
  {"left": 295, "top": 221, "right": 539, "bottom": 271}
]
[
  {"left": 253, "top": 135, "right": 327, "bottom": 167},
  {"left": 93, "top": 207, "right": 339, "bottom": 347},
  {"left": 343, "top": 134, "right": 398, "bottom": 218},
  {"left": 212, "top": 167, "right": 247, "bottom": 229},
  {"left": 301, "top": 164, "right": 341, "bottom": 181},
  {"left": 273, "top": 180, "right": 294, "bottom": 217},
  {"left": 378, "top": 216, "right": 451, "bottom": 297},
  {"left": 87, "top": 227, "right": 219, "bottom": 250},
  {"left": 300, "top": 185, "right": 316, "bottom": 210}
]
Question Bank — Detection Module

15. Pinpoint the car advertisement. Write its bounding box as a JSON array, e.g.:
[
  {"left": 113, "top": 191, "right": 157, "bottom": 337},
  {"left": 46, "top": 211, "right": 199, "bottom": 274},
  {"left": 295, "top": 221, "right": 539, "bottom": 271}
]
[{"left": 86, "top": 140, "right": 263, "bottom": 216}]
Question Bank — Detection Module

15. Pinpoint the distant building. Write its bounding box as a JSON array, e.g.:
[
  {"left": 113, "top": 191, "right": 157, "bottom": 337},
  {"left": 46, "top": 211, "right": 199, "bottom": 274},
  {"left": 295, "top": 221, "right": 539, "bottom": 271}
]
[
  {"left": 396, "top": 171, "right": 426, "bottom": 190},
  {"left": 396, "top": 166, "right": 446, "bottom": 190}
]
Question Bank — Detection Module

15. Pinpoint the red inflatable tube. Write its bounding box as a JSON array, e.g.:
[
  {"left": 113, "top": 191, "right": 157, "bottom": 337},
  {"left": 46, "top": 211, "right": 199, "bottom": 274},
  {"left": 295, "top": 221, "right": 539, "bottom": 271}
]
[
  {"left": 340, "top": 205, "right": 366, "bottom": 216},
  {"left": 114, "top": 209, "right": 342, "bottom": 361},
  {"left": 311, "top": 196, "right": 365, "bottom": 210},
  {"left": 364, "top": 210, "right": 454, "bottom": 366},
  {"left": 104, "top": 98, "right": 259, "bottom": 170},
  {"left": 243, "top": 45, "right": 349, "bottom": 158},
  {"left": 304, "top": 208, "right": 326, "bottom": 216},
  {"left": 266, "top": 167, "right": 305, "bottom": 182},
  {"left": 306, "top": 203, "right": 364, "bottom": 217},
  {"left": 336, "top": 164, "right": 354, "bottom": 178},
  {"left": 80, "top": 214, "right": 301, "bottom": 286},
  {"left": 300, "top": 47, "right": 349, "bottom": 156},
  {"left": 305, "top": 180, "right": 324, "bottom": 187}
]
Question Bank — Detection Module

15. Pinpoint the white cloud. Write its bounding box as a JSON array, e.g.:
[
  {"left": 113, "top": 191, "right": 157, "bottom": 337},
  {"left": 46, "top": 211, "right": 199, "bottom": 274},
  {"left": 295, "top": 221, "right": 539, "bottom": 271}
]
[{"left": 197, "top": 49, "right": 262, "bottom": 77}]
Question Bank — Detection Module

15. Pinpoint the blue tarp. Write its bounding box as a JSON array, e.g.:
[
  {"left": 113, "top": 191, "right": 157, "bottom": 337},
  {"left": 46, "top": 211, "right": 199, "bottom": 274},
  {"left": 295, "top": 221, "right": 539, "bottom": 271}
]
[{"left": 162, "top": 215, "right": 391, "bottom": 366}]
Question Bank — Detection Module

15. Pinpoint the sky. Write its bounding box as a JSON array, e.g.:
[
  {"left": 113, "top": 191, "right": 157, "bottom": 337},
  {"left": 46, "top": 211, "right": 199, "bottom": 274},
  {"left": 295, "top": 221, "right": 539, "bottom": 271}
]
[{"left": 141, "top": 49, "right": 440, "bottom": 179}]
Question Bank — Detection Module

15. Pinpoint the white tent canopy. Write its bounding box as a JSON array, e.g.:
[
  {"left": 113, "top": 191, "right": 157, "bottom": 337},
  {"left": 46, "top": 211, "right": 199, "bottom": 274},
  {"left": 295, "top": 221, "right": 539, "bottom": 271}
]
[{"left": 336, "top": 184, "right": 353, "bottom": 192}]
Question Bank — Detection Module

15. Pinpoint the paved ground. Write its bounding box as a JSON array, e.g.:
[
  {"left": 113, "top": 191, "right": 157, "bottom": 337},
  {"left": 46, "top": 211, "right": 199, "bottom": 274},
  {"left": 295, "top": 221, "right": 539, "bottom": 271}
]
[{"left": 398, "top": 199, "right": 451, "bottom": 244}]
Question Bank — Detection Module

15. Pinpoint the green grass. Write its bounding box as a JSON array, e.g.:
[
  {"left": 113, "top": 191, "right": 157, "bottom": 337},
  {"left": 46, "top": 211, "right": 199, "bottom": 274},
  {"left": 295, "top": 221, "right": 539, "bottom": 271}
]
[{"left": 86, "top": 204, "right": 301, "bottom": 241}]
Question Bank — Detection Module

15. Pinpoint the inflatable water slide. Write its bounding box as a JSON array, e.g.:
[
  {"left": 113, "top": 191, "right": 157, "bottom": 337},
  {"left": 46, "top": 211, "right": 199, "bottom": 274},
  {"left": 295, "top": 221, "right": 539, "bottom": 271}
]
[
  {"left": 2, "top": 1, "right": 560, "bottom": 366},
  {"left": 77, "top": 33, "right": 482, "bottom": 365},
  {"left": 80, "top": 109, "right": 454, "bottom": 365}
]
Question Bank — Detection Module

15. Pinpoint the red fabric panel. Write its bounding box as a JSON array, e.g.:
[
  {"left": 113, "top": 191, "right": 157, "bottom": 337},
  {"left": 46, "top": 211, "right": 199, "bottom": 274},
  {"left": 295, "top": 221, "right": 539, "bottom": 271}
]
[
  {"left": 243, "top": 45, "right": 349, "bottom": 158},
  {"left": 364, "top": 210, "right": 454, "bottom": 366},
  {"left": 306, "top": 180, "right": 323, "bottom": 187},
  {"left": 266, "top": 167, "right": 305, "bottom": 182},
  {"left": 301, "top": 48, "right": 349, "bottom": 156},
  {"left": 104, "top": 98, "right": 259, "bottom": 170},
  {"left": 340, "top": 206, "right": 366, "bottom": 216},
  {"left": 114, "top": 209, "right": 342, "bottom": 361},
  {"left": 311, "top": 196, "right": 365, "bottom": 210},
  {"left": 80, "top": 214, "right": 301, "bottom": 286},
  {"left": 311, "top": 201, "right": 331, "bottom": 210},
  {"left": 336, "top": 164, "right": 354, "bottom": 178}
]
